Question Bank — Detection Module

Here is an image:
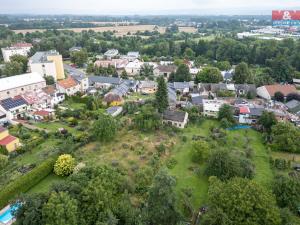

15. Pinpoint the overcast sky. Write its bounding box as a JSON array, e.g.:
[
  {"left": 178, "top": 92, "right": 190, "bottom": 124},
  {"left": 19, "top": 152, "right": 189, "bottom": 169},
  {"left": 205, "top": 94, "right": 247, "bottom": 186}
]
[{"left": 0, "top": 0, "right": 299, "bottom": 15}]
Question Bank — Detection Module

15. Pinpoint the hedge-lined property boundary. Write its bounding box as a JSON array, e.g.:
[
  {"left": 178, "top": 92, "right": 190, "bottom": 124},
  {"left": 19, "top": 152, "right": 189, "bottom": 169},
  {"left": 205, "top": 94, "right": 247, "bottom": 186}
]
[{"left": 0, "top": 156, "right": 56, "bottom": 209}]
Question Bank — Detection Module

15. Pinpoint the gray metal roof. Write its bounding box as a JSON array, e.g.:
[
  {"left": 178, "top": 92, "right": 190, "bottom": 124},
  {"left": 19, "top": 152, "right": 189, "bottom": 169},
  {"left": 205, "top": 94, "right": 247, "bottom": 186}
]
[
  {"left": 285, "top": 100, "right": 300, "bottom": 109},
  {"left": 174, "top": 82, "right": 190, "bottom": 90},
  {"left": 89, "top": 76, "right": 122, "bottom": 86},
  {"left": 30, "top": 50, "right": 59, "bottom": 63},
  {"left": 163, "top": 110, "right": 187, "bottom": 122},
  {"left": 191, "top": 96, "right": 203, "bottom": 105}
]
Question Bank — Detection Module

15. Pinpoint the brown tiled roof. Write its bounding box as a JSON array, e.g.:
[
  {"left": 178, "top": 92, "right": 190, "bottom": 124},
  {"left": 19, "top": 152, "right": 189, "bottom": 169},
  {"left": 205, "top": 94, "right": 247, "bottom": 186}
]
[
  {"left": 57, "top": 77, "right": 78, "bottom": 89},
  {"left": 157, "top": 65, "right": 177, "bottom": 73},
  {"left": 11, "top": 42, "right": 33, "bottom": 48},
  {"left": 264, "top": 84, "right": 297, "bottom": 97},
  {"left": 42, "top": 85, "right": 56, "bottom": 95}
]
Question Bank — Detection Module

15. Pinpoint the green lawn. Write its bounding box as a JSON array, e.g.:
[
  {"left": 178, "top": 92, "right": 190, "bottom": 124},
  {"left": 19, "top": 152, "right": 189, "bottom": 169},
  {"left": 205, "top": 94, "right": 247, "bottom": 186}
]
[
  {"left": 169, "top": 120, "right": 274, "bottom": 209},
  {"left": 27, "top": 173, "right": 65, "bottom": 194},
  {"left": 169, "top": 120, "right": 217, "bottom": 208},
  {"left": 226, "top": 129, "right": 274, "bottom": 187},
  {"left": 35, "top": 121, "right": 81, "bottom": 135}
]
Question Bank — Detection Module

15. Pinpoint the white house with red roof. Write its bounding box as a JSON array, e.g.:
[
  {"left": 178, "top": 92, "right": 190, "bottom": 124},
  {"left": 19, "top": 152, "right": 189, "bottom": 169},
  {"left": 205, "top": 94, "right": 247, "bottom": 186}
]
[{"left": 57, "top": 77, "right": 81, "bottom": 96}]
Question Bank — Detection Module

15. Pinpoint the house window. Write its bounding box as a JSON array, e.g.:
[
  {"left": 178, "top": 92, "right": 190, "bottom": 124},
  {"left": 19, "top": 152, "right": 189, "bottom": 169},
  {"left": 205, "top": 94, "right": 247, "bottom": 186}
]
[
  {"left": 21, "top": 88, "right": 24, "bottom": 91},
  {"left": 6, "top": 91, "right": 10, "bottom": 94}
]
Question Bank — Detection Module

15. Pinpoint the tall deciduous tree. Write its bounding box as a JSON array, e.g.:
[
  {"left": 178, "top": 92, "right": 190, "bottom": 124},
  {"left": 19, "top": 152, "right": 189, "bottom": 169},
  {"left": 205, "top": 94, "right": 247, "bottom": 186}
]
[
  {"left": 10, "top": 54, "right": 28, "bottom": 73},
  {"left": 271, "top": 122, "right": 300, "bottom": 153},
  {"left": 42, "top": 192, "right": 78, "bottom": 225},
  {"left": 195, "top": 67, "right": 223, "bottom": 84},
  {"left": 70, "top": 49, "right": 88, "bottom": 67},
  {"left": 202, "top": 177, "right": 281, "bottom": 225},
  {"left": 155, "top": 76, "right": 168, "bottom": 113},
  {"left": 92, "top": 115, "right": 118, "bottom": 142},
  {"left": 273, "top": 175, "right": 300, "bottom": 213},
  {"left": 233, "top": 62, "right": 252, "bottom": 84},
  {"left": 258, "top": 111, "right": 277, "bottom": 133},
  {"left": 169, "top": 64, "right": 191, "bottom": 82},
  {"left": 146, "top": 169, "right": 181, "bottom": 225}
]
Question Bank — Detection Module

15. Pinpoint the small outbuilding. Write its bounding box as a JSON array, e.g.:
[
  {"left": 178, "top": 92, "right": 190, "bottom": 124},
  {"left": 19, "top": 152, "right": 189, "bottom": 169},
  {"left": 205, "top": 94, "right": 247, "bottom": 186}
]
[{"left": 162, "top": 110, "right": 189, "bottom": 129}]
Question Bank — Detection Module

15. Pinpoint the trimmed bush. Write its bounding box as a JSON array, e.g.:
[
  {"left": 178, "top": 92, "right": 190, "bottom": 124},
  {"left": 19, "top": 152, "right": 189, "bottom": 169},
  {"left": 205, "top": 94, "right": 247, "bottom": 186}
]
[{"left": 0, "top": 156, "right": 56, "bottom": 209}]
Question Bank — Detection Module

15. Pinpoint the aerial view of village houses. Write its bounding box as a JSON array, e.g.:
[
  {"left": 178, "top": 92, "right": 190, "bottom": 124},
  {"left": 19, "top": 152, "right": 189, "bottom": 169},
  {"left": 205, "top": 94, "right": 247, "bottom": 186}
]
[{"left": 0, "top": 0, "right": 300, "bottom": 224}]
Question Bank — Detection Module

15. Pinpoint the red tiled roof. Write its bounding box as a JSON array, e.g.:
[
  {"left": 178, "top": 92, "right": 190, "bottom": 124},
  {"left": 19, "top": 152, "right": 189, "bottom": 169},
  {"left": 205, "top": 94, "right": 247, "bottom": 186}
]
[
  {"left": 34, "top": 110, "right": 50, "bottom": 116},
  {"left": 264, "top": 85, "right": 297, "bottom": 97},
  {"left": 57, "top": 77, "right": 78, "bottom": 89},
  {"left": 0, "top": 135, "right": 17, "bottom": 146},
  {"left": 11, "top": 42, "right": 32, "bottom": 48},
  {"left": 239, "top": 106, "right": 250, "bottom": 114},
  {"left": 42, "top": 85, "right": 56, "bottom": 95}
]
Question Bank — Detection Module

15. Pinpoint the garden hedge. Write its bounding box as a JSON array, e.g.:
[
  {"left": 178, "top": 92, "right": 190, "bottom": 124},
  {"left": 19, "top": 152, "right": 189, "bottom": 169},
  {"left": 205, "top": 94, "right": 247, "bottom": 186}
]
[{"left": 0, "top": 156, "right": 56, "bottom": 209}]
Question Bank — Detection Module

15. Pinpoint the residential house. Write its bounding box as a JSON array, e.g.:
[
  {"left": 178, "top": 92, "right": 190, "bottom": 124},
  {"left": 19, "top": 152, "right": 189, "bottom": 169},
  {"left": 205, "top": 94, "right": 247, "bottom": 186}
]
[
  {"left": 0, "top": 96, "right": 28, "bottom": 120},
  {"left": 94, "top": 59, "right": 129, "bottom": 70},
  {"left": 32, "top": 109, "right": 55, "bottom": 121},
  {"left": 191, "top": 96, "right": 204, "bottom": 108},
  {"left": 125, "top": 59, "right": 143, "bottom": 76},
  {"left": 57, "top": 77, "right": 81, "bottom": 96},
  {"left": 235, "top": 84, "right": 256, "bottom": 97},
  {"left": 238, "top": 106, "right": 264, "bottom": 124},
  {"left": 1, "top": 42, "right": 32, "bottom": 62},
  {"left": 167, "top": 84, "right": 177, "bottom": 107},
  {"left": 104, "top": 49, "right": 119, "bottom": 59},
  {"left": 126, "top": 52, "right": 140, "bottom": 61},
  {"left": 190, "top": 68, "right": 201, "bottom": 75},
  {"left": 29, "top": 50, "right": 65, "bottom": 81},
  {"left": 22, "top": 89, "right": 52, "bottom": 110},
  {"left": 162, "top": 110, "right": 189, "bottom": 129},
  {"left": 285, "top": 100, "right": 300, "bottom": 114},
  {"left": 160, "top": 61, "right": 174, "bottom": 66},
  {"left": 106, "top": 106, "right": 123, "bottom": 117},
  {"left": 0, "top": 126, "right": 20, "bottom": 152},
  {"left": 42, "top": 86, "right": 65, "bottom": 107},
  {"left": 64, "top": 64, "right": 89, "bottom": 92},
  {"left": 256, "top": 84, "right": 297, "bottom": 100},
  {"left": 0, "top": 72, "right": 46, "bottom": 100},
  {"left": 202, "top": 99, "right": 226, "bottom": 117},
  {"left": 154, "top": 65, "right": 177, "bottom": 79},
  {"left": 221, "top": 69, "right": 234, "bottom": 82},
  {"left": 103, "top": 93, "right": 124, "bottom": 106},
  {"left": 138, "top": 81, "right": 157, "bottom": 94},
  {"left": 89, "top": 76, "right": 122, "bottom": 89},
  {"left": 173, "top": 82, "right": 193, "bottom": 94}
]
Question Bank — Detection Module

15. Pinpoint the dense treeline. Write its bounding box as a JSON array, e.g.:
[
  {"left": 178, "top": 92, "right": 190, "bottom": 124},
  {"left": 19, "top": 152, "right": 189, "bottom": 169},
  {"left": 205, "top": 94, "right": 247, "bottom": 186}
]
[{"left": 0, "top": 26, "right": 299, "bottom": 83}]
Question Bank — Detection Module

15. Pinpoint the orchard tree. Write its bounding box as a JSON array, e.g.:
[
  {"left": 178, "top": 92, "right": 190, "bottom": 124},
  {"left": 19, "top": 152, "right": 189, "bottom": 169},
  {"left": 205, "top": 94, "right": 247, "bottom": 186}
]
[
  {"left": 271, "top": 122, "right": 300, "bottom": 153},
  {"left": 54, "top": 154, "right": 76, "bottom": 177},
  {"left": 92, "top": 114, "right": 118, "bottom": 142},
  {"left": 205, "top": 149, "right": 254, "bottom": 180},
  {"left": 155, "top": 76, "right": 168, "bottom": 113},
  {"left": 42, "top": 192, "right": 78, "bottom": 225},
  {"left": 202, "top": 177, "right": 281, "bottom": 225},
  {"left": 195, "top": 67, "right": 223, "bottom": 84},
  {"left": 233, "top": 62, "right": 252, "bottom": 84},
  {"left": 0, "top": 154, "right": 8, "bottom": 170},
  {"left": 272, "top": 175, "right": 300, "bottom": 213},
  {"left": 190, "top": 140, "right": 210, "bottom": 163}
]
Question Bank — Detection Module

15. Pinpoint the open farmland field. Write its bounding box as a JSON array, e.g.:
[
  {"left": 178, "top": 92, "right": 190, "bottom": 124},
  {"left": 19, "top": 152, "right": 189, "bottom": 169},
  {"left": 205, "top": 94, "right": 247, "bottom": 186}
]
[{"left": 13, "top": 25, "right": 197, "bottom": 35}]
